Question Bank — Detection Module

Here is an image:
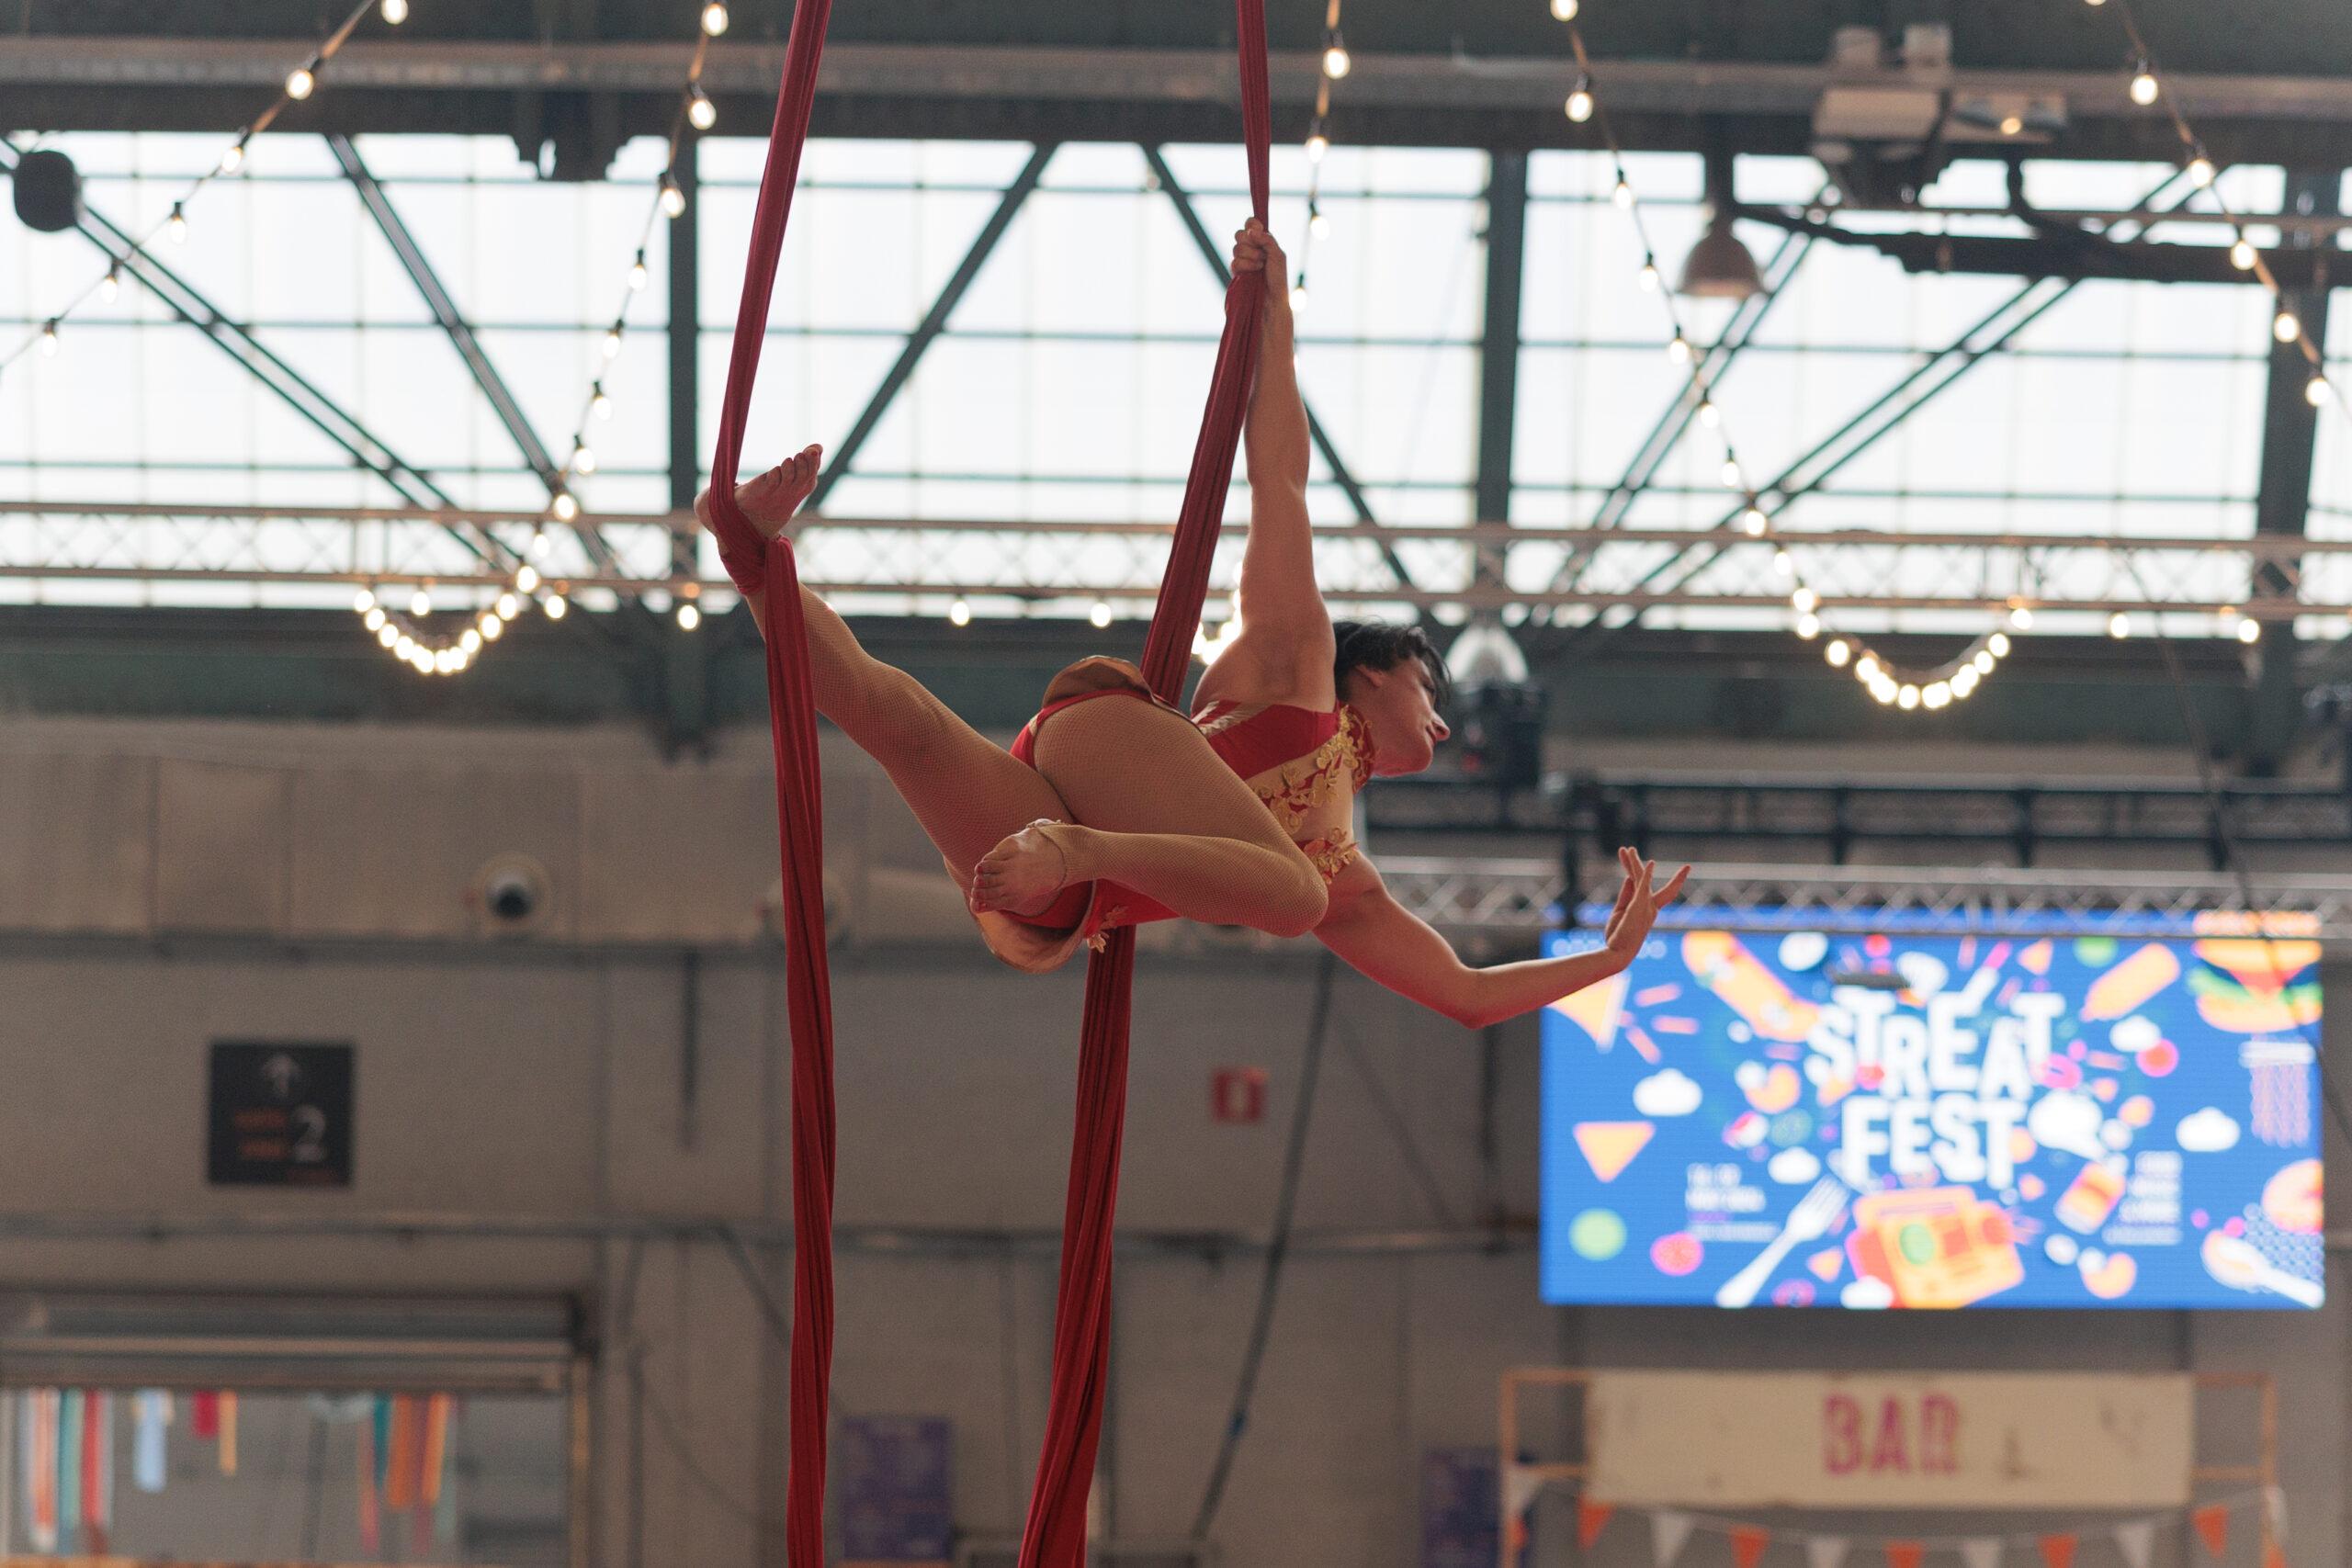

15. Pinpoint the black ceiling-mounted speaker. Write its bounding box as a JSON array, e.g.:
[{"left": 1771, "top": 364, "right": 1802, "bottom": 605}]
[{"left": 11, "top": 148, "right": 82, "bottom": 232}]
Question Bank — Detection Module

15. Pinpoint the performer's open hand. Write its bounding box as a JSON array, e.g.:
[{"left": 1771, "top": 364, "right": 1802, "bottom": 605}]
[
  {"left": 695, "top": 442, "right": 822, "bottom": 543},
  {"left": 1230, "top": 218, "right": 1289, "bottom": 317},
  {"left": 1602, "top": 846, "right": 1690, "bottom": 968}
]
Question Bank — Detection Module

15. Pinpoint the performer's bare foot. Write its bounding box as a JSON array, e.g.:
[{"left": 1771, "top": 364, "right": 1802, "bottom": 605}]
[
  {"left": 695, "top": 442, "right": 822, "bottom": 542},
  {"left": 971, "top": 820, "right": 1074, "bottom": 919}
]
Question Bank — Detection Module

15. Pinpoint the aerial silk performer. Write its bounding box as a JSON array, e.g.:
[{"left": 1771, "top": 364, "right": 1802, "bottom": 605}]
[{"left": 696, "top": 2, "right": 1685, "bottom": 1562}]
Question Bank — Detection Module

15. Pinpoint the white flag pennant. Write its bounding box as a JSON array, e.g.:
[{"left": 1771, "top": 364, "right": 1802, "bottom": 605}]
[
  {"left": 2265, "top": 1484, "right": 2290, "bottom": 1544},
  {"left": 1652, "top": 1508, "right": 1696, "bottom": 1567},
  {"left": 1805, "top": 1536, "right": 1851, "bottom": 1568},
  {"left": 1960, "top": 1538, "right": 2004, "bottom": 1568},
  {"left": 2113, "top": 1519, "right": 2157, "bottom": 1568},
  {"left": 1500, "top": 1464, "right": 1546, "bottom": 1524}
]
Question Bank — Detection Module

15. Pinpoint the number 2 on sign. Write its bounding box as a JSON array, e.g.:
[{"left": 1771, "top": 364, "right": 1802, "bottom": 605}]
[
  {"left": 1822, "top": 1393, "right": 1959, "bottom": 1476},
  {"left": 290, "top": 1105, "right": 328, "bottom": 1164}
]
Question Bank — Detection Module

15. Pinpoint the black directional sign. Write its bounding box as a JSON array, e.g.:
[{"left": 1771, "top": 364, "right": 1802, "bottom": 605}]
[{"left": 207, "top": 1042, "right": 355, "bottom": 1188}]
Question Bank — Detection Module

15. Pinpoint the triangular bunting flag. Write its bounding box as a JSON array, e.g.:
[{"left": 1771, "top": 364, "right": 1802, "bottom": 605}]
[
  {"left": 1806, "top": 1537, "right": 1849, "bottom": 1568},
  {"left": 1500, "top": 1464, "right": 1546, "bottom": 1525},
  {"left": 1652, "top": 1509, "right": 1695, "bottom": 1567},
  {"left": 1961, "top": 1538, "right": 2003, "bottom": 1568},
  {"left": 2037, "top": 1533, "right": 2078, "bottom": 1568},
  {"left": 1732, "top": 1525, "right": 1771, "bottom": 1568},
  {"left": 2192, "top": 1504, "right": 2231, "bottom": 1559},
  {"left": 1884, "top": 1542, "right": 1925, "bottom": 1568},
  {"left": 2112, "top": 1520, "right": 2156, "bottom": 1568},
  {"left": 1577, "top": 1498, "right": 1615, "bottom": 1551}
]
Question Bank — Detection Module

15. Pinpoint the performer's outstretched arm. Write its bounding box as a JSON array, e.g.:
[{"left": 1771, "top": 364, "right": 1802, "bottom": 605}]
[
  {"left": 1315, "top": 848, "right": 1690, "bottom": 1029},
  {"left": 1197, "top": 220, "right": 1337, "bottom": 710}
]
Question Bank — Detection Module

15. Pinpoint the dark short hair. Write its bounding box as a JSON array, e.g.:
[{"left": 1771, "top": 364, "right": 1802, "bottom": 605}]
[{"left": 1332, "top": 620, "right": 1450, "bottom": 708}]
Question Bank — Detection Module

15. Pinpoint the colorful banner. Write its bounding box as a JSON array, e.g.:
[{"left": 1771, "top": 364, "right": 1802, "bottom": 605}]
[
  {"left": 1584, "top": 1371, "right": 2193, "bottom": 1509},
  {"left": 1540, "top": 921, "right": 2324, "bottom": 1309}
]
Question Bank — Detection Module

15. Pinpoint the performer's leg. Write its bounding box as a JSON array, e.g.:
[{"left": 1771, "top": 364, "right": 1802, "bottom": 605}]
[
  {"left": 993, "top": 696, "right": 1329, "bottom": 938},
  {"left": 795, "top": 586, "right": 1072, "bottom": 879}
]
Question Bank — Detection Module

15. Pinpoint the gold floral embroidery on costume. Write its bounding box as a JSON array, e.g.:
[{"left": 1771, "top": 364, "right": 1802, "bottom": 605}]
[
  {"left": 1296, "top": 829, "right": 1361, "bottom": 881},
  {"left": 1250, "top": 705, "right": 1373, "bottom": 835}
]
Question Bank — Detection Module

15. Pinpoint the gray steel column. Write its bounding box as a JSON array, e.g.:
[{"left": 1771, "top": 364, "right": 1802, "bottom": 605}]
[
  {"left": 2246, "top": 168, "right": 2340, "bottom": 775},
  {"left": 1474, "top": 150, "right": 1528, "bottom": 536},
  {"left": 665, "top": 141, "right": 711, "bottom": 756}
]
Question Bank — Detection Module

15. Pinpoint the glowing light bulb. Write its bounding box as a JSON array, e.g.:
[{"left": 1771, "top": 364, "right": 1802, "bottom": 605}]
[
  {"left": 1306, "top": 130, "right": 1330, "bottom": 164},
  {"left": 1720, "top": 457, "right": 1742, "bottom": 489},
  {"left": 2232, "top": 236, "right": 2257, "bottom": 270},
  {"left": 949, "top": 598, "right": 971, "bottom": 626},
  {"left": 515, "top": 566, "right": 541, "bottom": 595},
  {"left": 1566, "top": 86, "right": 1594, "bottom": 124},
  {"left": 287, "top": 66, "right": 315, "bottom": 100},
  {"left": 381, "top": 0, "right": 409, "bottom": 23},
  {"left": 688, "top": 87, "right": 718, "bottom": 131},
  {"left": 377, "top": 624, "right": 400, "bottom": 649},
  {"left": 394, "top": 634, "right": 417, "bottom": 660},
  {"left": 628, "top": 256, "right": 650, "bottom": 293},
  {"left": 701, "top": 2, "right": 729, "bottom": 36},
  {"left": 660, "top": 178, "right": 687, "bottom": 220},
  {"left": 461, "top": 627, "right": 482, "bottom": 654},
  {"left": 39, "top": 321, "right": 59, "bottom": 357},
  {"left": 2237, "top": 616, "right": 2261, "bottom": 644},
  {"left": 1308, "top": 206, "right": 1331, "bottom": 241},
  {"left": 497, "top": 593, "right": 521, "bottom": 621},
  {"left": 1697, "top": 400, "right": 1720, "bottom": 428},
  {"left": 1668, "top": 333, "right": 1690, "bottom": 364},
  {"left": 2187, "top": 156, "right": 2215, "bottom": 188},
  {"left": 1973, "top": 649, "right": 1996, "bottom": 673},
  {"left": 553, "top": 490, "right": 581, "bottom": 522},
  {"left": 1872, "top": 679, "right": 1898, "bottom": 705},
  {"left": 1321, "top": 33, "right": 1351, "bottom": 80},
  {"left": 1953, "top": 667, "right": 1978, "bottom": 696},
  {"left": 100, "top": 268, "right": 119, "bottom": 303},
  {"left": 1291, "top": 283, "right": 1310, "bottom": 311},
  {"left": 1551, "top": 0, "right": 1578, "bottom": 17},
  {"left": 1638, "top": 261, "right": 1659, "bottom": 291},
  {"left": 1740, "top": 507, "right": 1769, "bottom": 536},
  {"left": 1612, "top": 177, "right": 1634, "bottom": 209},
  {"left": 2109, "top": 612, "right": 2131, "bottom": 638},
  {"left": 1857, "top": 655, "right": 1881, "bottom": 681},
  {"left": 168, "top": 205, "right": 187, "bottom": 243},
  {"left": 2008, "top": 603, "right": 2033, "bottom": 630},
  {"left": 219, "top": 142, "right": 245, "bottom": 175},
  {"left": 364, "top": 607, "right": 388, "bottom": 632},
  {"left": 1790, "top": 589, "right": 1816, "bottom": 615},
  {"left": 530, "top": 529, "right": 552, "bottom": 558},
  {"left": 1826, "top": 638, "right": 1851, "bottom": 668},
  {"left": 2129, "top": 67, "right": 2159, "bottom": 107},
  {"left": 544, "top": 593, "right": 569, "bottom": 620},
  {"left": 1898, "top": 684, "right": 1921, "bottom": 709},
  {"left": 572, "top": 445, "right": 597, "bottom": 476},
  {"left": 592, "top": 388, "right": 613, "bottom": 422},
  {"left": 480, "top": 614, "right": 503, "bottom": 641},
  {"left": 1090, "top": 600, "right": 1114, "bottom": 628},
  {"left": 677, "top": 602, "right": 701, "bottom": 631},
  {"left": 2307, "top": 375, "right": 2333, "bottom": 408},
  {"left": 1988, "top": 632, "right": 2011, "bottom": 657},
  {"left": 1925, "top": 682, "right": 1951, "bottom": 709},
  {"left": 1796, "top": 613, "right": 1821, "bottom": 639},
  {"left": 1773, "top": 549, "right": 1793, "bottom": 578},
  {"left": 2275, "top": 310, "right": 2302, "bottom": 344},
  {"left": 409, "top": 588, "right": 432, "bottom": 617},
  {"left": 1998, "top": 115, "right": 2024, "bottom": 137}
]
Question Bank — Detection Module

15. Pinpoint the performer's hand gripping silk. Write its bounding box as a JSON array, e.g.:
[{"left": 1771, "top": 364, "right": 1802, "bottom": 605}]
[{"left": 699, "top": 220, "right": 1689, "bottom": 1025}]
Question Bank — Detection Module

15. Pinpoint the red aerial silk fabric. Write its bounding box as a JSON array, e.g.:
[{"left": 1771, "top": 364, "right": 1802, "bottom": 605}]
[{"left": 702, "top": 2, "right": 1270, "bottom": 1562}]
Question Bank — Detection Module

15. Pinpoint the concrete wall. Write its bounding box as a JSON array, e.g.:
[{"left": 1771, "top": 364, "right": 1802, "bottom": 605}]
[{"left": 0, "top": 715, "right": 2342, "bottom": 1568}]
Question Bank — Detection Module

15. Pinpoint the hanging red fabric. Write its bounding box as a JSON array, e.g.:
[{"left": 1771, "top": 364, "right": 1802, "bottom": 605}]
[{"left": 703, "top": 3, "right": 1270, "bottom": 1563}]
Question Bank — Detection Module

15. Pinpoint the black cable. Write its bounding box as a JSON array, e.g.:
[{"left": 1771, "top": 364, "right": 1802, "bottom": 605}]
[{"left": 1189, "top": 950, "right": 1340, "bottom": 1543}]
